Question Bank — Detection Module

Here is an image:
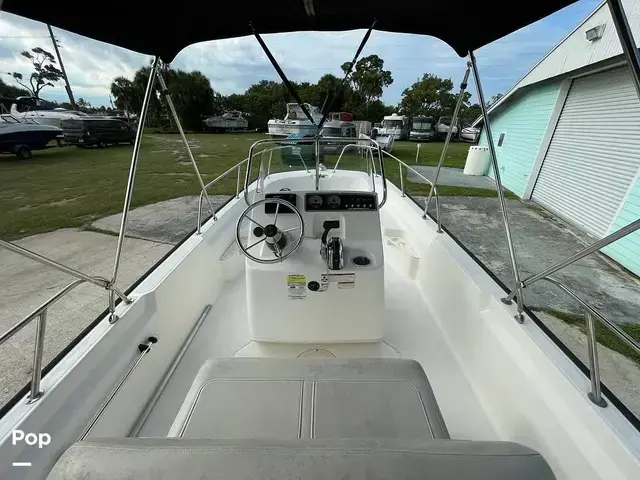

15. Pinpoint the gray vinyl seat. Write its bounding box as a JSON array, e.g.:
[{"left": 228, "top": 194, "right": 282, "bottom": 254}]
[
  {"left": 47, "top": 437, "right": 556, "bottom": 480},
  {"left": 46, "top": 358, "right": 557, "bottom": 479},
  {"left": 168, "top": 357, "right": 450, "bottom": 439}
]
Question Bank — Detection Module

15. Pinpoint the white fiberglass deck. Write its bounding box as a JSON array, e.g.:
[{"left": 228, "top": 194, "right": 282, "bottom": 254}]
[{"left": 136, "top": 250, "right": 496, "bottom": 439}]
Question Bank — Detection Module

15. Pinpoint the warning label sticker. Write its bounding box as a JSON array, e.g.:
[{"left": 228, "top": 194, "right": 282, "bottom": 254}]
[
  {"left": 287, "top": 274, "right": 307, "bottom": 300},
  {"left": 329, "top": 273, "right": 356, "bottom": 282},
  {"left": 328, "top": 273, "right": 355, "bottom": 283}
]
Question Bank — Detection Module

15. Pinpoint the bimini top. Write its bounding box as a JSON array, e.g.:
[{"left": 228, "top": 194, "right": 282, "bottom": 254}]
[{"left": 2, "top": 1, "right": 578, "bottom": 61}]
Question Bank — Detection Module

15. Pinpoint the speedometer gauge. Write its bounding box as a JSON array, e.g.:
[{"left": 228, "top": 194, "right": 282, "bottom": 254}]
[
  {"left": 327, "top": 195, "right": 341, "bottom": 208},
  {"left": 308, "top": 195, "right": 323, "bottom": 208}
]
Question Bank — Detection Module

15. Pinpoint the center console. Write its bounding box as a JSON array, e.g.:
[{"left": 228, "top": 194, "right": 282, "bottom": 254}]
[{"left": 245, "top": 190, "right": 385, "bottom": 343}]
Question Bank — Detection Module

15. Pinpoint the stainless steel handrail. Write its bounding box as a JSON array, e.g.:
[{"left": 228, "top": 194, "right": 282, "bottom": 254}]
[
  {"left": 244, "top": 137, "right": 388, "bottom": 208},
  {"left": 332, "top": 143, "right": 373, "bottom": 172},
  {"left": 196, "top": 145, "right": 294, "bottom": 234},
  {"left": 537, "top": 276, "right": 640, "bottom": 407},
  {"left": 80, "top": 336, "right": 157, "bottom": 440},
  {"left": 128, "top": 305, "right": 211, "bottom": 436},
  {"left": 196, "top": 157, "right": 249, "bottom": 234},
  {"left": 381, "top": 150, "right": 443, "bottom": 233},
  {"left": 0, "top": 279, "right": 86, "bottom": 403}
]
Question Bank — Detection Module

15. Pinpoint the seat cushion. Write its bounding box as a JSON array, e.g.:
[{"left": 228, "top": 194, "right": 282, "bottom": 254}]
[
  {"left": 46, "top": 438, "right": 556, "bottom": 480},
  {"left": 168, "top": 358, "right": 449, "bottom": 439}
]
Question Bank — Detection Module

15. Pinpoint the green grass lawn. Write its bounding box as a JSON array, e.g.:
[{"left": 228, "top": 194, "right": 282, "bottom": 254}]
[
  {"left": 0, "top": 135, "right": 493, "bottom": 240},
  {"left": 532, "top": 307, "right": 640, "bottom": 365}
]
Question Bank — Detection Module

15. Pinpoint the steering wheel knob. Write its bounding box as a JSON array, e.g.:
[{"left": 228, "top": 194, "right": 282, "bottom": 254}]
[{"left": 253, "top": 226, "right": 264, "bottom": 237}]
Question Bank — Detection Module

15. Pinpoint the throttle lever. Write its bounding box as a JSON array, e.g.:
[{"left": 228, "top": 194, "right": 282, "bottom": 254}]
[{"left": 320, "top": 220, "right": 340, "bottom": 259}]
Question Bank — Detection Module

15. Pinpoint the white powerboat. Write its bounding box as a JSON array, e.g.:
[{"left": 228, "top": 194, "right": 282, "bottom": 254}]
[
  {"left": 460, "top": 126, "right": 480, "bottom": 142},
  {"left": 203, "top": 111, "right": 249, "bottom": 132},
  {"left": 434, "top": 116, "right": 458, "bottom": 139},
  {"left": 1, "top": 1, "right": 640, "bottom": 479},
  {"left": 268, "top": 103, "right": 324, "bottom": 137},
  {"left": 10, "top": 97, "right": 89, "bottom": 128}
]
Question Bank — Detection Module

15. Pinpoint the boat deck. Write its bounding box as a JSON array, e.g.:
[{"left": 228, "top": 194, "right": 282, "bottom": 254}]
[{"left": 136, "top": 253, "right": 496, "bottom": 440}]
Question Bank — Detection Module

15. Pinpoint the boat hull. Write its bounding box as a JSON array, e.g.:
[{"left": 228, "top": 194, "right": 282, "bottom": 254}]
[
  {"left": 0, "top": 127, "right": 62, "bottom": 153},
  {"left": 267, "top": 121, "right": 319, "bottom": 138}
]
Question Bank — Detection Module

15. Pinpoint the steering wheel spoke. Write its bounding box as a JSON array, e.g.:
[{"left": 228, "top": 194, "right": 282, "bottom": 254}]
[{"left": 246, "top": 236, "right": 266, "bottom": 251}]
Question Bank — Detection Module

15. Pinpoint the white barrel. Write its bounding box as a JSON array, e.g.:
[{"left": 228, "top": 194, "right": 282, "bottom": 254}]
[{"left": 463, "top": 146, "right": 490, "bottom": 175}]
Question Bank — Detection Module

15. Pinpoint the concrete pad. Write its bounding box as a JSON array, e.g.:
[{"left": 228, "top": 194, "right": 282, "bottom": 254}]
[
  {"left": 92, "top": 194, "right": 231, "bottom": 244},
  {"left": 418, "top": 196, "right": 640, "bottom": 325},
  {"left": 0, "top": 229, "right": 171, "bottom": 408},
  {"left": 408, "top": 166, "right": 494, "bottom": 189}
]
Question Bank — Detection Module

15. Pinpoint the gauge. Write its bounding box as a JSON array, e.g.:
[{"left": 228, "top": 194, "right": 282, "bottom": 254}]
[
  {"left": 327, "top": 195, "right": 341, "bottom": 208},
  {"left": 308, "top": 195, "right": 323, "bottom": 208}
]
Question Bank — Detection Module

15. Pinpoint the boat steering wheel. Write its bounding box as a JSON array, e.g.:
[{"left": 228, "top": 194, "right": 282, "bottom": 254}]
[{"left": 236, "top": 198, "right": 304, "bottom": 264}]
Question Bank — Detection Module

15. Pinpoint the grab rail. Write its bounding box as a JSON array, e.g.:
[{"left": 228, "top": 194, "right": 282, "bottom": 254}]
[
  {"left": 244, "top": 137, "right": 388, "bottom": 209},
  {"left": 80, "top": 336, "right": 157, "bottom": 440},
  {"left": 381, "top": 150, "right": 442, "bottom": 233},
  {"left": 196, "top": 146, "right": 293, "bottom": 234},
  {"left": 0, "top": 279, "right": 86, "bottom": 403},
  {"left": 196, "top": 157, "right": 249, "bottom": 234},
  {"left": 537, "top": 276, "right": 640, "bottom": 407}
]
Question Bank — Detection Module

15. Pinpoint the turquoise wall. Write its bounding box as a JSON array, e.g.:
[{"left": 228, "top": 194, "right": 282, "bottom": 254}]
[
  {"left": 479, "top": 82, "right": 562, "bottom": 197},
  {"left": 601, "top": 177, "right": 640, "bottom": 276}
]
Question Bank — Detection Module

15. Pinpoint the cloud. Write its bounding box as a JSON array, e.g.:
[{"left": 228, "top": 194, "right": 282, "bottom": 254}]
[{"left": 0, "top": 0, "right": 601, "bottom": 107}]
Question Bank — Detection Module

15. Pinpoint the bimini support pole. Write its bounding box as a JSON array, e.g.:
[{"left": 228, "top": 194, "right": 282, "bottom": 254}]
[
  {"left": 425, "top": 63, "right": 471, "bottom": 214},
  {"left": 109, "top": 56, "right": 161, "bottom": 323},
  {"left": 469, "top": 50, "right": 525, "bottom": 322},
  {"left": 157, "top": 72, "right": 216, "bottom": 218}
]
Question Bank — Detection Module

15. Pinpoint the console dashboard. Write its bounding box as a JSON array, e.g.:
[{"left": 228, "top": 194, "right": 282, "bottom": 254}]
[{"left": 264, "top": 192, "right": 377, "bottom": 213}]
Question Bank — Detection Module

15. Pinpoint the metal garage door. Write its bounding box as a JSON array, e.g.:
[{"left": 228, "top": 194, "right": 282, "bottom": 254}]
[{"left": 532, "top": 67, "right": 640, "bottom": 238}]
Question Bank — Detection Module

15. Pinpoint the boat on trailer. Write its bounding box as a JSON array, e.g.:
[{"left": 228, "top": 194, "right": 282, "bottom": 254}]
[{"left": 1, "top": 1, "right": 640, "bottom": 479}]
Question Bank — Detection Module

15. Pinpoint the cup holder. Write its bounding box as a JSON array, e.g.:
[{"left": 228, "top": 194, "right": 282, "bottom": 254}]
[{"left": 352, "top": 255, "right": 372, "bottom": 267}]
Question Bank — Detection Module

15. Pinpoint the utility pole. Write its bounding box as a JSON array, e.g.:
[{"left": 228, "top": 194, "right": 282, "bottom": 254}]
[{"left": 47, "top": 24, "right": 76, "bottom": 110}]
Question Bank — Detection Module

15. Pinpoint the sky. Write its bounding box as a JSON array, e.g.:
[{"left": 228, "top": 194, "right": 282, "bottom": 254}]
[{"left": 0, "top": 0, "right": 602, "bottom": 108}]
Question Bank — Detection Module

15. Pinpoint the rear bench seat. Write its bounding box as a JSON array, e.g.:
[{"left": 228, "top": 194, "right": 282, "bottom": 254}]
[
  {"left": 169, "top": 358, "right": 449, "bottom": 439},
  {"left": 47, "top": 358, "right": 556, "bottom": 479}
]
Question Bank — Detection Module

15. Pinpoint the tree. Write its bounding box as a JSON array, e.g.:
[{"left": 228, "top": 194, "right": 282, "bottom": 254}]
[
  {"left": 110, "top": 65, "right": 219, "bottom": 131},
  {"left": 460, "top": 103, "right": 482, "bottom": 125},
  {"left": 487, "top": 93, "right": 503, "bottom": 107},
  {"left": 316, "top": 74, "right": 347, "bottom": 113},
  {"left": 7, "top": 47, "right": 64, "bottom": 99},
  {"left": 163, "top": 69, "right": 218, "bottom": 130},
  {"left": 341, "top": 55, "right": 393, "bottom": 105},
  {"left": 0, "top": 77, "right": 27, "bottom": 98},
  {"left": 110, "top": 76, "right": 136, "bottom": 113},
  {"left": 399, "top": 73, "right": 468, "bottom": 118},
  {"left": 76, "top": 97, "right": 92, "bottom": 112}
]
